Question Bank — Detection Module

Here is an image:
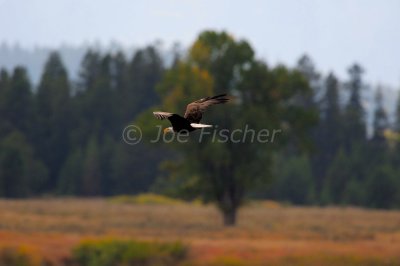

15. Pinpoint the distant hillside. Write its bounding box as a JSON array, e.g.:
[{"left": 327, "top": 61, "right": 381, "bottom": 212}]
[
  {"left": 0, "top": 42, "right": 139, "bottom": 85},
  {"left": 0, "top": 43, "right": 82, "bottom": 84}
]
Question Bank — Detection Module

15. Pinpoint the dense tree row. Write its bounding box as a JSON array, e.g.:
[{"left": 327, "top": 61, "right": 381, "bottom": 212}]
[
  {"left": 266, "top": 56, "right": 400, "bottom": 209},
  {"left": 0, "top": 47, "right": 165, "bottom": 197},
  {"left": 0, "top": 30, "right": 399, "bottom": 216}
]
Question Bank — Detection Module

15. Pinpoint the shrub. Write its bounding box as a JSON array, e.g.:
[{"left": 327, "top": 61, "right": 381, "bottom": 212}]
[
  {"left": 72, "top": 238, "right": 188, "bottom": 266},
  {"left": 0, "top": 246, "right": 41, "bottom": 266}
]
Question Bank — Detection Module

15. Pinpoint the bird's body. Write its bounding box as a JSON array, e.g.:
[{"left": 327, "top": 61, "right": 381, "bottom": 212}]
[{"left": 153, "top": 94, "right": 229, "bottom": 133}]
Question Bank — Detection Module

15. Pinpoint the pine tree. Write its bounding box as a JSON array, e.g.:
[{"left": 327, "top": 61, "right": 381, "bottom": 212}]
[
  {"left": 112, "top": 52, "right": 129, "bottom": 126},
  {"left": 0, "top": 69, "right": 11, "bottom": 136},
  {"left": 343, "top": 64, "right": 366, "bottom": 150},
  {"left": 0, "top": 68, "right": 10, "bottom": 97},
  {"left": 35, "top": 52, "right": 71, "bottom": 189},
  {"left": 324, "top": 74, "right": 341, "bottom": 128},
  {"left": 372, "top": 86, "right": 389, "bottom": 141},
  {"left": 78, "top": 50, "right": 101, "bottom": 91},
  {"left": 314, "top": 73, "right": 343, "bottom": 197},
  {"left": 297, "top": 54, "right": 320, "bottom": 97},
  {"left": 128, "top": 46, "right": 163, "bottom": 116},
  {"left": 77, "top": 51, "right": 120, "bottom": 140},
  {"left": 3, "top": 67, "right": 33, "bottom": 135}
]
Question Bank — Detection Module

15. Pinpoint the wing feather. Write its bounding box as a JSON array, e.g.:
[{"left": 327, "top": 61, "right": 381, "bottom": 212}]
[
  {"left": 153, "top": 111, "right": 174, "bottom": 120},
  {"left": 184, "top": 94, "right": 229, "bottom": 123},
  {"left": 153, "top": 111, "right": 190, "bottom": 131}
]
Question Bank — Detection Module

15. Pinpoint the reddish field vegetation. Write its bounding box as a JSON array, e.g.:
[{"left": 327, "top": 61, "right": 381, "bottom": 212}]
[{"left": 0, "top": 198, "right": 399, "bottom": 265}]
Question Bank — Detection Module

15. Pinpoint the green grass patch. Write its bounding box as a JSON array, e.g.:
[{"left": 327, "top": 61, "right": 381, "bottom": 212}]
[
  {"left": 109, "top": 193, "right": 185, "bottom": 205},
  {"left": 72, "top": 238, "right": 188, "bottom": 266}
]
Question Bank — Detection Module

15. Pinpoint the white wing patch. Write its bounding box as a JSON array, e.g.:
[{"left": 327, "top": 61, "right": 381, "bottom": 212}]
[
  {"left": 190, "top": 123, "right": 213, "bottom": 128},
  {"left": 153, "top": 111, "right": 173, "bottom": 120}
]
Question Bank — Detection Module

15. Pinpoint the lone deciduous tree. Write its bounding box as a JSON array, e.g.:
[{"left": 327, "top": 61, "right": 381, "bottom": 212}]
[{"left": 137, "top": 31, "right": 315, "bottom": 226}]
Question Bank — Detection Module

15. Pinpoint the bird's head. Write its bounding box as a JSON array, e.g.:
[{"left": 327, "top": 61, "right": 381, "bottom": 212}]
[{"left": 163, "top": 127, "right": 173, "bottom": 134}]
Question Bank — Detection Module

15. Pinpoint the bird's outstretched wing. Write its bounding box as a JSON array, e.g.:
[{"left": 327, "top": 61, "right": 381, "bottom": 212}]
[
  {"left": 184, "top": 94, "right": 229, "bottom": 123},
  {"left": 153, "top": 111, "right": 175, "bottom": 120},
  {"left": 153, "top": 111, "right": 189, "bottom": 127}
]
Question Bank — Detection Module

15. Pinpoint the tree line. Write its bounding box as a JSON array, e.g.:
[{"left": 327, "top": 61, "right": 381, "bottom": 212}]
[
  {"left": 266, "top": 57, "right": 400, "bottom": 210},
  {"left": 0, "top": 46, "right": 165, "bottom": 197},
  {"left": 0, "top": 31, "right": 399, "bottom": 216}
]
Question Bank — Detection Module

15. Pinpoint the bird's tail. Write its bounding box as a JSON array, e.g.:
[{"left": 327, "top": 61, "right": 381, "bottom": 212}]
[{"left": 190, "top": 123, "right": 213, "bottom": 128}]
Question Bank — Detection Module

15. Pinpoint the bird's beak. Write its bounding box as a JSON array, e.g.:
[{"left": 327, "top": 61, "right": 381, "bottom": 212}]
[{"left": 163, "top": 128, "right": 169, "bottom": 134}]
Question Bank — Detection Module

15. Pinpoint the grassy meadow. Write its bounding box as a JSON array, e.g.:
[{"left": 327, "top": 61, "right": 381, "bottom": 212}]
[{"left": 0, "top": 196, "right": 399, "bottom": 265}]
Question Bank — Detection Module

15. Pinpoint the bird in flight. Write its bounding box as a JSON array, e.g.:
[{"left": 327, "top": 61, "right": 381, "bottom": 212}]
[{"left": 153, "top": 94, "right": 229, "bottom": 133}]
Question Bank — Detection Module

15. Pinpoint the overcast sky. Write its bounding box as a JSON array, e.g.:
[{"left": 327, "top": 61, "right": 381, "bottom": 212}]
[{"left": 0, "top": 0, "right": 399, "bottom": 87}]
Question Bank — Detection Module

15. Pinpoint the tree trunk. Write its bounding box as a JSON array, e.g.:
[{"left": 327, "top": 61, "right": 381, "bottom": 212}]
[
  {"left": 222, "top": 207, "right": 237, "bottom": 226},
  {"left": 219, "top": 186, "right": 239, "bottom": 226}
]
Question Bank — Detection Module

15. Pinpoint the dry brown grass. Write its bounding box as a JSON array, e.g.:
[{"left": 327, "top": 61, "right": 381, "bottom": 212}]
[{"left": 0, "top": 198, "right": 399, "bottom": 265}]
